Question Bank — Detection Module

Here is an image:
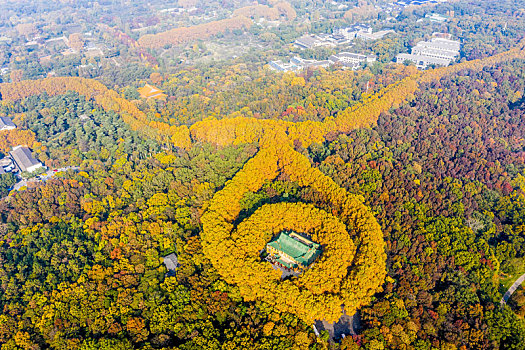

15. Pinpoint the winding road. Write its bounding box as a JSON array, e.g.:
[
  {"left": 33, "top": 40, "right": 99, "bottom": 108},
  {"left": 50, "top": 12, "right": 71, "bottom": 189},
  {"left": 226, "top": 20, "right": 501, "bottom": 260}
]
[
  {"left": 500, "top": 273, "right": 525, "bottom": 306},
  {"left": 12, "top": 166, "right": 80, "bottom": 191}
]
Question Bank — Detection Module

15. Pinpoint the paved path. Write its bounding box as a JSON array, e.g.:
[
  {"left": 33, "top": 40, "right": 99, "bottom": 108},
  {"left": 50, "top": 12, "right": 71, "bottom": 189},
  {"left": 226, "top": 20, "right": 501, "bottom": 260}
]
[
  {"left": 500, "top": 273, "right": 525, "bottom": 305},
  {"left": 12, "top": 166, "right": 80, "bottom": 191},
  {"left": 314, "top": 309, "right": 360, "bottom": 340}
]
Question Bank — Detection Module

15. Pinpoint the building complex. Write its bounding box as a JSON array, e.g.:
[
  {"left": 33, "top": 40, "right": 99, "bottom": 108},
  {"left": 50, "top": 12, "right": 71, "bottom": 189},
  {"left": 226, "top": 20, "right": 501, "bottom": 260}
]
[
  {"left": 269, "top": 56, "right": 329, "bottom": 72},
  {"left": 329, "top": 52, "right": 376, "bottom": 69},
  {"left": 270, "top": 51, "right": 376, "bottom": 72},
  {"left": 294, "top": 33, "right": 350, "bottom": 49},
  {"left": 294, "top": 25, "right": 395, "bottom": 50},
  {"left": 355, "top": 28, "right": 395, "bottom": 41},
  {"left": 397, "top": 37, "right": 460, "bottom": 69}
]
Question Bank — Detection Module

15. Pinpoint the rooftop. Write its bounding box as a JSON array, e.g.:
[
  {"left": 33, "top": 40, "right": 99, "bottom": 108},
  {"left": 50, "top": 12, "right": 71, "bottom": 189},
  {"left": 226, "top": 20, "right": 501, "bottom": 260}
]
[
  {"left": 397, "top": 53, "right": 451, "bottom": 67},
  {"left": 163, "top": 253, "right": 179, "bottom": 272},
  {"left": 415, "top": 38, "right": 460, "bottom": 52},
  {"left": 267, "top": 231, "right": 321, "bottom": 268},
  {"left": 137, "top": 84, "right": 167, "bottom": 99},
  {"left": 0, "top": 117, "right": 16, "bottom": 130},
  {"left": 294, "top": 35, "right": 319, "bottom": 48},
  {"left": 9, "top": 146, "right": 43, "bottom": 173}
]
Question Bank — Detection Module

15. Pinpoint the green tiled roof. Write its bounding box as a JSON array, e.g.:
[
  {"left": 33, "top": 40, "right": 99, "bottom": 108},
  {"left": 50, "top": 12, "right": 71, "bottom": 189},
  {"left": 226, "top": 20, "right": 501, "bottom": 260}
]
[{"left": 267, "top": 231, "right": 321, "bottom": 267}]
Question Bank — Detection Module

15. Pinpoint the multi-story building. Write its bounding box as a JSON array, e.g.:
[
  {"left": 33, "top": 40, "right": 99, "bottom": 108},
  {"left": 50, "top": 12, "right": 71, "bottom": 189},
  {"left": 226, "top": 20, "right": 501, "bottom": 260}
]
[
  {"left": 290, "top": 56, "right": 331, "bottom": 69},
  {"left": 333, "top": 24, "right": 370, "bottom": 40},
  {"left": 329, "top": 52, "right": 376, "bottom": 69},
  {"left": 294, "top": 35, "right": 328, "bottom": 49},
  {"left": 356, "top": 28, "right": 395, "bottom": 41},
  {"left": 269, "top": 57, "right": 330, "bottom": 72},
  {"left": 412, "top": 38, "right": 460, "bottom": 60},
  {"left": 396, "top": 53, "right": 451, "bottom": 69},
  {"left": 294, "top": 33, "right": 351, "bottom": 49},
  {"left": 397, "top": 37, "right": 460, "bottom": 69},
  {"left": 269, "top": 60, "right": 300, "bottom": 72}
]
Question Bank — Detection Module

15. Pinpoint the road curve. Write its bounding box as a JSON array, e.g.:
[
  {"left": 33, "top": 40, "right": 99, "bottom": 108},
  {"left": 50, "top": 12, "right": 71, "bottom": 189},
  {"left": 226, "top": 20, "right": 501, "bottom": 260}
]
[{"left": 501, "top": 273, "right": 525, "bottom": 306}]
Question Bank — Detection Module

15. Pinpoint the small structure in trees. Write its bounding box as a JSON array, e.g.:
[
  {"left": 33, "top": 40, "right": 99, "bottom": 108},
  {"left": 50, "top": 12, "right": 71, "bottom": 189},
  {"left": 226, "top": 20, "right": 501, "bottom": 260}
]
[
  {"left": 163, "top": 253, "right": 179, "bottom": 276},
  {"left": 0, "top": 117, "right": 16, "bottom": 131},
  {"left": 137, "top": 84, "right": 167, "bottom": 100},
  {"left": 266, "top": 231, "right": 321, "bottom": 270}
]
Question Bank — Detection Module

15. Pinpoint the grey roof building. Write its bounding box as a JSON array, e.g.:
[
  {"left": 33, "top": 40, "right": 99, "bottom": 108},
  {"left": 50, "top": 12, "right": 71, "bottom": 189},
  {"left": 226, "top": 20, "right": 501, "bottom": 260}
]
[
  {"left": 396, "top": 37, "right": 461, "bottom": 69},
  {"left": 294, "top": 35, "right": 320, "bottom": 49},
  {"left": 0, "top": 117, "right": 16, "bottom": 131},
  {"left": 163, "top": 253, "right": 179, "bottom": 275},
  {"left": 9, "top": 146, "right": 43, "bottom": 173},
  {"left": 396, "top": 53, "right": 451, "bottom": 69},
  {"left": 329, "top": 52, "right": 376, "bottom": 69}
]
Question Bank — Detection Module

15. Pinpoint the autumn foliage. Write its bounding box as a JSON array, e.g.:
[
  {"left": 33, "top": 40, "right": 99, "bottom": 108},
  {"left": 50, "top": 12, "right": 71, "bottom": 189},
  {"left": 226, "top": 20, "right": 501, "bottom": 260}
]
[
  {"left": 344, "top": 3, "right": 379, "bottom": 21},
  {"left": 137, "top": 16, "right": 253, "bottom": 49},
  {"left": 233, "top": 4, "right": 282, "bottom": 20},
  {"left": 201, "top": 143, "right": 386, "bottom": 322},
  {"left": 0, "top": 129, "right": 37, "bottom": 154},
  {"left": 0, "top": 77, "right": 191, "bottom": 149},
  {"left": 233, "top": 1, "right": 296, "bottom": 21},
  {"left": 2, "top": 40, "right": 522, "bottom": 155}
]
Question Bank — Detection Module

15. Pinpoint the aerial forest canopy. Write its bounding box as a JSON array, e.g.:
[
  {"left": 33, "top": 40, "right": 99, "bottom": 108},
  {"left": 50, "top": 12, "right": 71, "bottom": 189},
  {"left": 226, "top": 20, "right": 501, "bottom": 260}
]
[
  {"left": 201, "top": 144, "right": 386, "bottom": 323},
  {"left": 0, "top": 1, "right": 525, "bottom": 348}
]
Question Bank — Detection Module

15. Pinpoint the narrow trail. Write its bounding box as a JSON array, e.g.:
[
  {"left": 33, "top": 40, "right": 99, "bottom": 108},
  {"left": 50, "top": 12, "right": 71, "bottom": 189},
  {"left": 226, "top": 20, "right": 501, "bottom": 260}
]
[{"left": 500, "top": 273, "right": 525, "bottom": 305}]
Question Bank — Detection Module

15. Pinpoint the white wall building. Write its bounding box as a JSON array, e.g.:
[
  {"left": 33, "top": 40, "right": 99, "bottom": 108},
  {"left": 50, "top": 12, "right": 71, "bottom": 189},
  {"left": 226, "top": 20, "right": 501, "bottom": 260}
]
[
  {"left": 294, "top": 35, "right": 332, "bottom": 49},
  {"left": 356, "top": 28, "right": 395, "bottom": 41},
  {"left": 397, "top": 37, "right": 460, "bottom": 69},
  {"left": 425, "top": 13, "right": 449, "bottom": 22},
  {"left": 9, "top": 146, "right": 43, "bottom": 173},
  {"left": 0, "top": 117, "right": 16, "bottom": 131},
  {"left": 290, "top": 56, "right": 331, "bottom": 69},
  {"left": 333, "top": 24, "right": 370, "bottom": 40},
  {"left": 329, "top": 52, "right": 376, "bottom": 69},
  {"left": 269, "top": 60, "right": 300, "bottom": 72}
]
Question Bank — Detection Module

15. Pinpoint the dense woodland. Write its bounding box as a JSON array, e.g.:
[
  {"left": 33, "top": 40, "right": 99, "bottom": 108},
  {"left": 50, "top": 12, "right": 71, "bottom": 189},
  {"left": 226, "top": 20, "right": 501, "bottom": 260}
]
[
  {"left": 0, "top": 54, "right": 523, "bottom": 349},
  {"left": 0, "top": 1, "right": 524, "bottom": 349}
]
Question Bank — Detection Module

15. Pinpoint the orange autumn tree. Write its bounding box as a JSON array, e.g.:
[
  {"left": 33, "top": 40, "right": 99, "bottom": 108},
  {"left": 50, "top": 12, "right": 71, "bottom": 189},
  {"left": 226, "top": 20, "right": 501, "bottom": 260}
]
[
  {"left": 1, "top": 40, "right": 522, "bottom": 152},
  {"left": 137, "top": 16, "right": 253, "bottom": 49},
  {"left": 0, "top": 129, "right": 37, "bottom": 153}
]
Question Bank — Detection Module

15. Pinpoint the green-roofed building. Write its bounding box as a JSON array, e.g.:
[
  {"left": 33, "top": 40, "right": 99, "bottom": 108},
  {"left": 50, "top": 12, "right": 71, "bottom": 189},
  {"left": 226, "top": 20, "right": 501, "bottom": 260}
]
[{"left": 266, "top": 231, "right": 321, "bottom": 270}]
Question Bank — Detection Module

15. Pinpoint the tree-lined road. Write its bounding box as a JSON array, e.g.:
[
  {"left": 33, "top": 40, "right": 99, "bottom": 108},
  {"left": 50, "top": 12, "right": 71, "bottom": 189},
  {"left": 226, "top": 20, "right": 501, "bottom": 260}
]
[
  {"left": 12, "top": 166, "right": 80, "bottom": 191},
  {"left": 501, "top": 273, "right": 525, "bottom": 305}
]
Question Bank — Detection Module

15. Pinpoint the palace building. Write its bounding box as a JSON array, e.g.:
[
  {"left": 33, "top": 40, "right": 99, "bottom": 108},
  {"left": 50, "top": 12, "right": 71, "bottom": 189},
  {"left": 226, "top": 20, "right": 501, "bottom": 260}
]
[{"left": 266, "top": 231, "right": 321, "bottom": 270}]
